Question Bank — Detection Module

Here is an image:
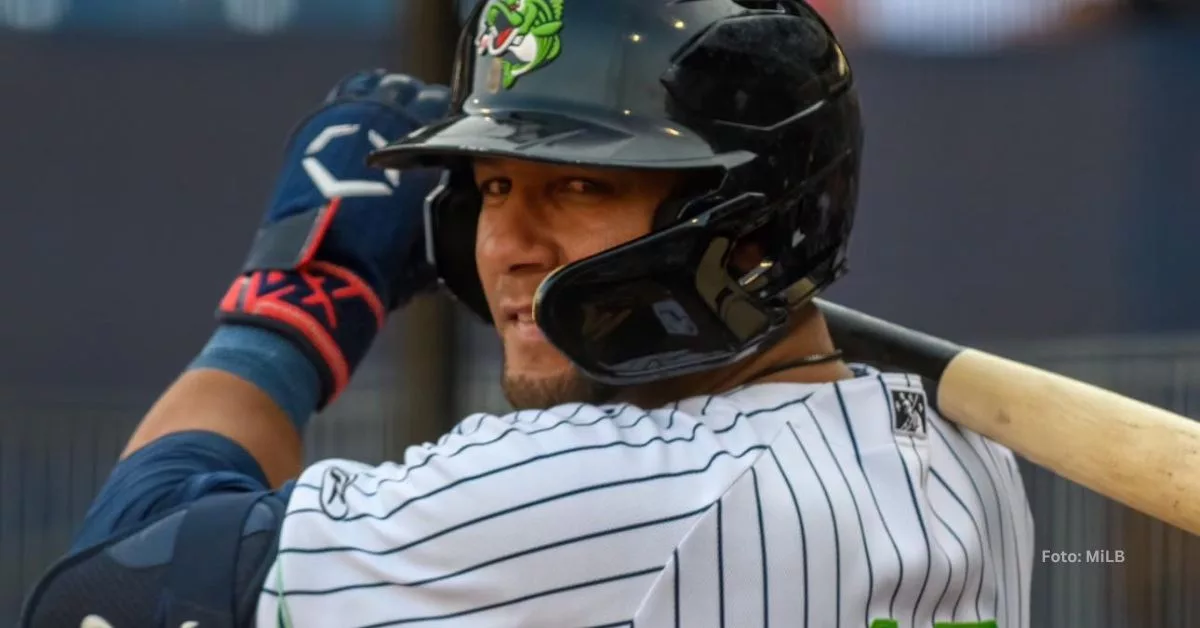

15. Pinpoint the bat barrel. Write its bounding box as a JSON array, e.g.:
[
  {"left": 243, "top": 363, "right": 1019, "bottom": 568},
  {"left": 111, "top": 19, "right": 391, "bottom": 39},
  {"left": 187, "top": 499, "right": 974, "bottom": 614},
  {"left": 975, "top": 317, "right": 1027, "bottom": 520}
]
[
  {"left": 940, "top": 348, "right": 1200, "bottom": 536},
  {"left": 813, "top": 298, "right": 1200, "bottom": 536}
]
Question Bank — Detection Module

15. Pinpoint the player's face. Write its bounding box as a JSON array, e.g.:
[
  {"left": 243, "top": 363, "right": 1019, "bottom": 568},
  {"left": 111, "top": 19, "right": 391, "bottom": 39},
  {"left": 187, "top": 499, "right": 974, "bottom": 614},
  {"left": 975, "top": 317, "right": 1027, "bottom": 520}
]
[{"left": 473, "top": 157, "right": 677, "bottom": 409}]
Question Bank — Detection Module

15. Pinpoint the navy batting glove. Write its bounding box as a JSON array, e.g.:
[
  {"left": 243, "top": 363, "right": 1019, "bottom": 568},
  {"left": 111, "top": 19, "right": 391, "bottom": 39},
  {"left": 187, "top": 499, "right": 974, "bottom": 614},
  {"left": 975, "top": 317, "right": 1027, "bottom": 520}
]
[{"left": 218, "top": 70, "right": 449, "bottom": 408}]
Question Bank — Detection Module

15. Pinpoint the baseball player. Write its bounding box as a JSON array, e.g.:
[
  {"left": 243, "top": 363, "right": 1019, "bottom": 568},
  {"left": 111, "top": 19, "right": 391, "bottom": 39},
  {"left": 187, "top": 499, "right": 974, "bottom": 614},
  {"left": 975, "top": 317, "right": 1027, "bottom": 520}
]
[{"left": 20, "top": 1, "right": 1034, "bottom": 626}]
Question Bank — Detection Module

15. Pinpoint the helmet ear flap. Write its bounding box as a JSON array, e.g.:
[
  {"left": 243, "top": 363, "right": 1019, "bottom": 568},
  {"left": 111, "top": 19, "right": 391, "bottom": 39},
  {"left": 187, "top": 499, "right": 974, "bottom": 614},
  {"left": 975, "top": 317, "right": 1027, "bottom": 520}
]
[{"left": 426, "top": 168, "right": 492, "bottom": 323}]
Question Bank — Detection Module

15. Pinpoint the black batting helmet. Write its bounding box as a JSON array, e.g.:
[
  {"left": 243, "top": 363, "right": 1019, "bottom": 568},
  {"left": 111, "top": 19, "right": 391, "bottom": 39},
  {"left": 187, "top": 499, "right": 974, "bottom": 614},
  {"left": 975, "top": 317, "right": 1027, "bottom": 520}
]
[{"left": 370, "top": 0, "right": 863, "bottom": 386}]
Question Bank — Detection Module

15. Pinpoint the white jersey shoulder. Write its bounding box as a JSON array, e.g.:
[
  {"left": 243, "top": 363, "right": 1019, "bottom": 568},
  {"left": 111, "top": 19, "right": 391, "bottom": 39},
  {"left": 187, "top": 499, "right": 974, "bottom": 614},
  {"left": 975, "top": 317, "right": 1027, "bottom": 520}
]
[{"left": 257, "top": 367, "right": 1034, "bottom": 628}]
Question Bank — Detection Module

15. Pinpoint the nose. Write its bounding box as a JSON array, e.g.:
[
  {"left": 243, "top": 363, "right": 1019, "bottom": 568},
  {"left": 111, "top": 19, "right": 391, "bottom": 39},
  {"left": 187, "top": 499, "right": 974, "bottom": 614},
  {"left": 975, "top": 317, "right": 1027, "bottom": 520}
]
[{"left": 476, "top": 197, "right": 560, "bottom": 279}]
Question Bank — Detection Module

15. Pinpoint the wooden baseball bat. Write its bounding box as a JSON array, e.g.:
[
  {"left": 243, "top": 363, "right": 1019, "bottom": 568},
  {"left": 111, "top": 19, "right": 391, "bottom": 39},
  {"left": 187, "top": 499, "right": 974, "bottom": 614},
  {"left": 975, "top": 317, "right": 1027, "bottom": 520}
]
[{"left": 816, "top": 298, "right": 1200, "bottom": 536}]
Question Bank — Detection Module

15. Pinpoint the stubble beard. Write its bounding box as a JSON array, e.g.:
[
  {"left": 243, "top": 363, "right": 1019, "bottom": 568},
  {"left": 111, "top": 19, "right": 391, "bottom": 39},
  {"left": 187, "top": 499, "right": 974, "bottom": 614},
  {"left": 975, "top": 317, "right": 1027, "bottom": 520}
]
[{"left": 501, "top": 366, "right": 619, "bottom": 410}]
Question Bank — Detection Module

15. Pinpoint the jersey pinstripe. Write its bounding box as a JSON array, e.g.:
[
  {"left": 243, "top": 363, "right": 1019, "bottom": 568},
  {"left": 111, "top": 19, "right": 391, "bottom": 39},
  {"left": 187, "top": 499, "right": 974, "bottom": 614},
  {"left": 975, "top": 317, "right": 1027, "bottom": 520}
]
[{"left": 257, "top": 366, "right": 1033, "bottom": 628}]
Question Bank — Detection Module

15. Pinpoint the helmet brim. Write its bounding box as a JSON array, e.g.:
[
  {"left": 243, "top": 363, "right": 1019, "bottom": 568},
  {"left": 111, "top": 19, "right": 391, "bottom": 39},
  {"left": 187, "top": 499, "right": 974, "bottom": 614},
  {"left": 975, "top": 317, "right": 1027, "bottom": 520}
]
[{"left": 368, "top": 109, "right": 756, "bottom": 172}]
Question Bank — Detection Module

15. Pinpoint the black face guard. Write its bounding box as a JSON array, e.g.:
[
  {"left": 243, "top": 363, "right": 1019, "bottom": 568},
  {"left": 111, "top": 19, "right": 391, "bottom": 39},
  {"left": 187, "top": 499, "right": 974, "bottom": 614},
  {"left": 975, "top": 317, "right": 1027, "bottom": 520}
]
[
  {"left": 532, "top": 175, "right": 853, "bottom": 383},
  {"left": 534, "top": 192, "right": 788, "bottom": 384}
]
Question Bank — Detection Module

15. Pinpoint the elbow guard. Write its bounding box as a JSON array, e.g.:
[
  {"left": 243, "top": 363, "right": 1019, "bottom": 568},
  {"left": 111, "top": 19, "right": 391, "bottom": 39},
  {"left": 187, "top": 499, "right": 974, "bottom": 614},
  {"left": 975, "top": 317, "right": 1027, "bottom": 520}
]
[{"left": 20, "top": 490, "right": 286, "bottom": 628}]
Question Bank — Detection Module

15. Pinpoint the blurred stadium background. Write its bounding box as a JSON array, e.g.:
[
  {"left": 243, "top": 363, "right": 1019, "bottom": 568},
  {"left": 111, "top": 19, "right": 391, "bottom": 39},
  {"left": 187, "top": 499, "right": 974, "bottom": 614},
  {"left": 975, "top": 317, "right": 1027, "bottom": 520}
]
[{"left": 1, "top": 0, "right": 1198, "bottom": 624}]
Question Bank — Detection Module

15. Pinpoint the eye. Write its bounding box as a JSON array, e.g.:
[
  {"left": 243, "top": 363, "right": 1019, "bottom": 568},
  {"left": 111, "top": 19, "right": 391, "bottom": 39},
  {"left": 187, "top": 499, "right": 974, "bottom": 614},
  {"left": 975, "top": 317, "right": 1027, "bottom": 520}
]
[
  {"left": 560, "top": 178, "right": 613, "bottom": 196},
  {"left": 478, "top": 178, "right": 511, "bottom": 197}
]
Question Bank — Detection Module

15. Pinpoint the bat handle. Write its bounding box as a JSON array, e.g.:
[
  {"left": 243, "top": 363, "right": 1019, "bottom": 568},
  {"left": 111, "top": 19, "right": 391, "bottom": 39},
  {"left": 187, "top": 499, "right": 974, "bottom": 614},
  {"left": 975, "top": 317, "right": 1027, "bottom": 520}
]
[{"left": 814, "top": 298, "right": 963, "bottom": 382}]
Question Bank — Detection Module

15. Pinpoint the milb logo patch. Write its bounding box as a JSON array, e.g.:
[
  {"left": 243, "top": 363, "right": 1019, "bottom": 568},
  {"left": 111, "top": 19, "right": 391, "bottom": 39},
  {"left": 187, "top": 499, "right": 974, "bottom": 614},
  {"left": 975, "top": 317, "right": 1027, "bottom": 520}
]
[{"left": 891, "top": 390, "right": 928, "bottom": 438}]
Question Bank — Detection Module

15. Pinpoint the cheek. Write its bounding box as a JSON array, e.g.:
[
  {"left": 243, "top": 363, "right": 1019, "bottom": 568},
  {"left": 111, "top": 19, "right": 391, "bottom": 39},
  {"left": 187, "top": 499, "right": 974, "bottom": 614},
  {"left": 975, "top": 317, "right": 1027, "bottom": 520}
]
[
  {"left": 564, "top": 210, "right": 655, "bottom": 262},
  {"left": 473, "top": 216, "right": 501, "bottom": 286}
]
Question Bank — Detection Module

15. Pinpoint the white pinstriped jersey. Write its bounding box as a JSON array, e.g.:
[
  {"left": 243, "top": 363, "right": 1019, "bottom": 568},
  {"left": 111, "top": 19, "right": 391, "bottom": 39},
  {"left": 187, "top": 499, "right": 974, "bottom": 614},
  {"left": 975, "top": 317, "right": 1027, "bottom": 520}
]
[{"left": 257, "top": 366, "right": 1034, "bottom": 628}]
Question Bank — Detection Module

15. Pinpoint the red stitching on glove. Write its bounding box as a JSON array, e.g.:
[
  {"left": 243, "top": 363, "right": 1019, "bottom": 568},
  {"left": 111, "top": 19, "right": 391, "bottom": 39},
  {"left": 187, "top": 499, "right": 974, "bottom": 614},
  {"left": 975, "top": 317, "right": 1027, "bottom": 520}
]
[
  {"left": 297, "top": 198, "right": 342, "bottom": 267},
  {"left": 307, "top": 261, "right": 386, "bottom": 329},
  {"left": 218, "top": 261, "right": 384, "bottom": 403}
]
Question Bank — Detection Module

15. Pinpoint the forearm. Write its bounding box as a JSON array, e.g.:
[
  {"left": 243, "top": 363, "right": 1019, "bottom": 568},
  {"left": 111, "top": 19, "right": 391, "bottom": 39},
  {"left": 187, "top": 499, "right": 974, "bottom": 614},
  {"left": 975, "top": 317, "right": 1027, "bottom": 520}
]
[
  {"left": 124, "top": 369, "right": 303, "bottom": 487},
  {"left": 122, "top": 325, "right": 321, "bottom": 487},
  {"left": 75, "top": 322, "right": 319, "bottom": 551}
]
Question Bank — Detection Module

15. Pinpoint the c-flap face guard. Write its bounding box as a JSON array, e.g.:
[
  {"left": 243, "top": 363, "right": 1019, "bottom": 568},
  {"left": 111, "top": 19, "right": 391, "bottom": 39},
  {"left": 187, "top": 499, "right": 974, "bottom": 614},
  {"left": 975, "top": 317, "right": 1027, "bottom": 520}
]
[{"left": 533, "top": 191, "right": 798, "bottom": 385}]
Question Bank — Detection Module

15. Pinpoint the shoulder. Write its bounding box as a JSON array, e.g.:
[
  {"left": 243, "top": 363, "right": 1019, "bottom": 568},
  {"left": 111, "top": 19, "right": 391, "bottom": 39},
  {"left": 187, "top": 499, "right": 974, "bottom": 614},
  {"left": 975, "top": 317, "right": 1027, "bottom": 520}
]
[
  {"left": 261, "top": 401, "right": 792, "bottom": 626},
  {"left": 283, "top": 400, "right": 783, "bottom": 524}
]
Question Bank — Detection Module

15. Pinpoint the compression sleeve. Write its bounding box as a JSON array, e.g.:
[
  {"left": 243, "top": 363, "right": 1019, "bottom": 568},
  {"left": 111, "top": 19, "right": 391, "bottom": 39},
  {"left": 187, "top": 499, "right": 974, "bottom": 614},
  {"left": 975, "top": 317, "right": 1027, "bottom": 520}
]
[
  {"left": 190, "top": 325, "right": 322, "bottom": 432},
  {"left": 70, "top": 430, "right": 274, "bottom": 555}
]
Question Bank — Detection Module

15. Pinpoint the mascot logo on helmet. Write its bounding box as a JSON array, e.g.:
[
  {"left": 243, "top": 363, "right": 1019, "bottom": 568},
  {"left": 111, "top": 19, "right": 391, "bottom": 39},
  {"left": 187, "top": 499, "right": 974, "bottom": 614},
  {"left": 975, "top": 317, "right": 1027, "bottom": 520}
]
[{"left": 475, "top": 0, "right": 564, "bottom": 91}]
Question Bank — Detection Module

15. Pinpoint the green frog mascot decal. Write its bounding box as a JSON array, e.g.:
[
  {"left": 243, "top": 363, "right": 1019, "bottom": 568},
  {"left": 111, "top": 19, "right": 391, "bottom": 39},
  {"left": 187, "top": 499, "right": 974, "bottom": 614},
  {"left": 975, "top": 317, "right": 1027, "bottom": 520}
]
[{"left": 475, "top": 0, "right": 564, "bottom": 90}]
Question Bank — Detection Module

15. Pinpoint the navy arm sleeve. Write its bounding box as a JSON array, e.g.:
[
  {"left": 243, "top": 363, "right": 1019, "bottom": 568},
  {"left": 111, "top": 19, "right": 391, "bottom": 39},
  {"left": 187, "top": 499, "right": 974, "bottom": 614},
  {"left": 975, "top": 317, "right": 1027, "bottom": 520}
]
[{"left": 19, "top": 432, "right": 295, "bottom": 628}]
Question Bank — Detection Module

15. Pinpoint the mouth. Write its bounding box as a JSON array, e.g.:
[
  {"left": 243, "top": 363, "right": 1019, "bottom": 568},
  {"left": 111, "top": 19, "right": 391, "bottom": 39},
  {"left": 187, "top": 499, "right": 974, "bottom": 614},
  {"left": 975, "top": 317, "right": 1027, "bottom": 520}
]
[
  {"left": 477, "top": 4, "right": 524, "bottom": 56},
  {"left": 500, "top": 302, "right": 545, "bottom": 343},
  {"left": 479, "top": 27, "right": 524, "bottom": 56},
  {"left": 502, "top": 301, "right": 535, "bottom": 325}
]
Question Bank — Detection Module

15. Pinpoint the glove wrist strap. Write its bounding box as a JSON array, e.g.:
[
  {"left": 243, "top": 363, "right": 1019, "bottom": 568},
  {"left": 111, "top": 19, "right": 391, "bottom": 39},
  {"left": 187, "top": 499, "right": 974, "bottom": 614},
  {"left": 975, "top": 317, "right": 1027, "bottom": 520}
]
[
  {"left": 216, "top": 199, "right": 385, "bottom": 408},
  {"left": 218, "top": 262, "right": 384, "bottom": 407}
]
